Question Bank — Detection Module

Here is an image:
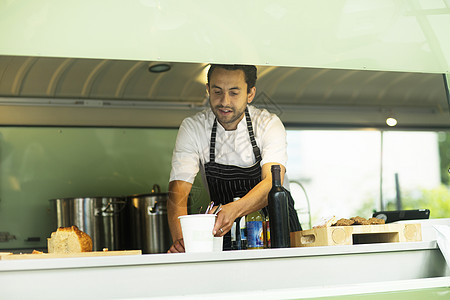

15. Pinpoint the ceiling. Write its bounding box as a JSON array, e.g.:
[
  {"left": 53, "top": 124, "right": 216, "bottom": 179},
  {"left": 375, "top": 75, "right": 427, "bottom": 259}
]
[{"left": 0, "top": 55, "right": 449, "bottom": 129}]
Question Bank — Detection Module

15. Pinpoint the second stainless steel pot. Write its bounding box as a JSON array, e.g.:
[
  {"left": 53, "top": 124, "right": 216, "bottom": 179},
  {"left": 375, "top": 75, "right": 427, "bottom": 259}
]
[{"left": 126, "top": 184, "right": 172, "bottom": 254}]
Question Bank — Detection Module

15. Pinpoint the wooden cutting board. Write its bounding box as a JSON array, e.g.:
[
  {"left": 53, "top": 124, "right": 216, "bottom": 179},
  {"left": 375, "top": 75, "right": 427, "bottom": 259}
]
[
  {"left": 0, "top": 250, "right": 142, "bottom": 260},
  {"left": 290, "top": 223, "right": 422, "bottom": 247}
]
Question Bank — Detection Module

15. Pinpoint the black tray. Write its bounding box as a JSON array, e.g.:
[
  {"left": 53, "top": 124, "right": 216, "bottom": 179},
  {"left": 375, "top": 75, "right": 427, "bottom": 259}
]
[{"left": 373, "top": 209, "right": 430, "bottom": 223}]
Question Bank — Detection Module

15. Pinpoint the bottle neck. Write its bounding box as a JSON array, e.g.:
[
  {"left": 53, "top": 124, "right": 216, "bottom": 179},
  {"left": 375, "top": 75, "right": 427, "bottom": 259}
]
[{"left": 271, "top": 167, "right": 282, "bottom": 187}]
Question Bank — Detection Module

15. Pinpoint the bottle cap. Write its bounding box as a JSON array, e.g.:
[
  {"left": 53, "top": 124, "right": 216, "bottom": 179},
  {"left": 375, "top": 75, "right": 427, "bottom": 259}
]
[{"left": 271, "top": 165, "right": 281, "bottom": 171}]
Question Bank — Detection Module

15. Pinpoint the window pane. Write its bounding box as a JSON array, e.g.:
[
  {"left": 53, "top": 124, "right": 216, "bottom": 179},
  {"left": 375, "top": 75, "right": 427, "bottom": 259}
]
[
  {"left": 382, "top": 131, "right": 446, "bottom": 217},
  {"left": 286, "top": 130, "right": 450, "bottom": 229},
  {"left": 286, "top": 130, "right": 381, "bottom": 228}
]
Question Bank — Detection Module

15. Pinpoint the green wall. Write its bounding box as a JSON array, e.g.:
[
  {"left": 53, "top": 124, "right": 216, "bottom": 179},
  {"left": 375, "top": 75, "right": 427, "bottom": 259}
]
[{"left": 0, "top": 127, "right": 208, "bottom": 250}]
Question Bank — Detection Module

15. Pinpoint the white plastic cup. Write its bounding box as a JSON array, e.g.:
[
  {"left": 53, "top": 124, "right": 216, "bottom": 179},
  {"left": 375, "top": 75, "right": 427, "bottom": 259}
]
[
  {"left": 213, "top": 236, "right": 224, "bottom": 252},
  {"left": 179, "top": 214, "right": 216, "bottom": 253}
]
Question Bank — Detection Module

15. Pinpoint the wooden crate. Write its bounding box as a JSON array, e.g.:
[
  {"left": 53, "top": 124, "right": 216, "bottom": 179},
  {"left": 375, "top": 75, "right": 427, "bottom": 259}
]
[
  {"left": 290, "top": 223, "right": 422, "bottom": 247},
  {"left": 0, "top": 250, "right": 142, "bottom": 260}
]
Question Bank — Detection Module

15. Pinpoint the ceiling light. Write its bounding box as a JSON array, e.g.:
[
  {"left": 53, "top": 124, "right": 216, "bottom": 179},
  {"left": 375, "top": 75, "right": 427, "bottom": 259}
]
[
  {"left": 148, "top": 63, "right": 171, "bottom": 73},
  {"left": 386, "top": 117, "right": 398, "bottom": 127}
]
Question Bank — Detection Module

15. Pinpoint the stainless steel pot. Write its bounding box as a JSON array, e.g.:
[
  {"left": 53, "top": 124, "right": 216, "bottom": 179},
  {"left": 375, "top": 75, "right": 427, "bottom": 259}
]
[
  {"left": 50, "top": 197, "right": 127, "bottom": 251},
  {"left": 126, "top": 184, "right": 172, "bottom": 254}
]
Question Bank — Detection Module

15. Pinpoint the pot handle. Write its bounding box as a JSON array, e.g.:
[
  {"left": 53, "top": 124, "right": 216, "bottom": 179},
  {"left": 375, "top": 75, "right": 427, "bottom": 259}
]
[
  {"left": 147, "top": 184, "right": 163, "bottom": 214},
  {"left": 101, "top": 200, "right": 127, "bottom": 215},
  {"left": 151, "top": 184, "right": 161, "bottom": 194},
  {"left": 148, "top": 201, "right": 158, "bottom": 214}
]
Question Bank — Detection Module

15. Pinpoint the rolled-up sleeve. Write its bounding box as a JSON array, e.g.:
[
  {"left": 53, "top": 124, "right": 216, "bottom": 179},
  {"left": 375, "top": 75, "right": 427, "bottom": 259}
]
[
  {"left": 169, "top": 119, "right": 201, "bottom": 183},
  {"left": 259, "top": 115, "right": 288, "bottom": 168}
]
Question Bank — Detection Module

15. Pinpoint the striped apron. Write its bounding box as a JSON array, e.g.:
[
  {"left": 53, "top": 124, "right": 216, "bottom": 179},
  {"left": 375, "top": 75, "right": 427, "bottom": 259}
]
[{"left": 204, "top": 107, "right": 301, "bottom": 250}]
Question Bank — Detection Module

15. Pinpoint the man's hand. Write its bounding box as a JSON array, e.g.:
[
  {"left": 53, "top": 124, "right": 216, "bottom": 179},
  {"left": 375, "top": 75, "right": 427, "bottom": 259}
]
[
  {"left": 211, "top": 163, "right": 285, "bottom": 237},
  {"left": 167, "top": 238, "right": 185, "bottom": 253},
  {"left": 213, "top": 203, "right": 239, "bottom": 237}
]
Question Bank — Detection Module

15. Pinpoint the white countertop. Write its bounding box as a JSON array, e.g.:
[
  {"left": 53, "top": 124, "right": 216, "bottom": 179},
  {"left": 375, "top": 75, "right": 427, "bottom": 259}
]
[
  {"left": 0, "top": 240, "right": 440, "bottom": 271},
  {"left": 1, "top": 240, "right": 449, "bottom": 300}
]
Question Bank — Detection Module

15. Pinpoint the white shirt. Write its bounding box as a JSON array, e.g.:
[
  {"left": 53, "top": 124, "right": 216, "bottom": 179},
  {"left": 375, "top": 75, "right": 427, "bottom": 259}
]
[{"left": 169, "top": 105, "right": 289, "bottom": 188}]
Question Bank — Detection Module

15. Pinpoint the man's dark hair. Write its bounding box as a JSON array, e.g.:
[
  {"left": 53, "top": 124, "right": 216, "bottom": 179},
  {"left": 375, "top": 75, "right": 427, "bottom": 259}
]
[{"left": 207, "top": 64, "right": 257, "bottom": 93}]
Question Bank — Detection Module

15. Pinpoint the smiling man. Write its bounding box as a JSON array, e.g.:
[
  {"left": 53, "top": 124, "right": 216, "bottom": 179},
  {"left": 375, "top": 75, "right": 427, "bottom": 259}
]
[{"left": 167, "top": 64, "right": 302, "bottom": 252}]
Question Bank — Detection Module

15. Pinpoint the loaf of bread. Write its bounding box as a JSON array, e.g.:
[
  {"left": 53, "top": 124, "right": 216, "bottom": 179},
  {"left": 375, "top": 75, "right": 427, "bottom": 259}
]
[{"left": 47, "top": 225, "right": 93, "bottom": 253}]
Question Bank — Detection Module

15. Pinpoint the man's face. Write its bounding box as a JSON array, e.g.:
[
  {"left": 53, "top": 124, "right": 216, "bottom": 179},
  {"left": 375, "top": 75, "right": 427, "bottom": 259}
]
[{"left": 207, "top": 68, "right": 256, "bottom": 131}]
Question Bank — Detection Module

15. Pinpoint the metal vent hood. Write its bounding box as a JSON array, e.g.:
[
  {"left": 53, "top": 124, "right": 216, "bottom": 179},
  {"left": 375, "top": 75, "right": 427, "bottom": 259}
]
[
  {"left": 0, "top": 55, "right": 449, "bottom": 129},
  {"left": 0, "top": 1, "right": 449, "bottom": 129}
]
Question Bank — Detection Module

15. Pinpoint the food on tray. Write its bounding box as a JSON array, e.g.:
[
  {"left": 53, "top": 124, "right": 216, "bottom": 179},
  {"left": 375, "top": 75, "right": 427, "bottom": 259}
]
[
  {"left": 350, "top": 216, "right": 371, "bottom": 225},
  {"left": 334, "top": 218, "right": 355, "bottom": 226},
  {"left": 314, "top": 216, "right": 386, "bottom": 228},
  {"left": 368, "top": 217, "right": 385, "bottom": 225},
  {"left": 322, "top": 216, "right": 386, "bottom": 227},
  {"left": 313, "top": 216, "right": 337, "bottom": 228},
  {"left": 47, "top": 225, "right": 93, "bottom": 253},
  {"left": 31, "top": 250, "right": 43, "bottom": 254}
]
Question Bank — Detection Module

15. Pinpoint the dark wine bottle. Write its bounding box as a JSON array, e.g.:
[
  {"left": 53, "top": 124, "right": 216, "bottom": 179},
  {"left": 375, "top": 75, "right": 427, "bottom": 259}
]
[{"left": 267, "top": 165, "right": 290, "bottom": 248}]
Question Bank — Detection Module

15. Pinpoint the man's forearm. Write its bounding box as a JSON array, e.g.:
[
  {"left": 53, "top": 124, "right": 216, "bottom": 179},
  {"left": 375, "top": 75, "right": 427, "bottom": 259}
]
[
  {"left": 233, "top": 177, "right": 271, "bottom": 217},
  {"left": 167, "top": 203, "right": 187, "bottom": 241},
  {"left": 167, "top": 180, "right": 192, "bottom": 241},
  {"left": 233, "top": 163, "right": 286, "bottom": 218}
]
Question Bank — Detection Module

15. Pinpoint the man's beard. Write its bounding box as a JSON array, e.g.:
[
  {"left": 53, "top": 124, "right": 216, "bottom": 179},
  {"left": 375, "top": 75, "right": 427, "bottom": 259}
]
[{"left": 213, "top": 105, "right": 246, "bottom": 126}]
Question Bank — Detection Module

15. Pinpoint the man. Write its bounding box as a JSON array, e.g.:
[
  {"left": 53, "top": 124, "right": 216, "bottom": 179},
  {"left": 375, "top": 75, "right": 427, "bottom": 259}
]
[{"left": 167, "top": 64, "right": 301, "bottom": 253}]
